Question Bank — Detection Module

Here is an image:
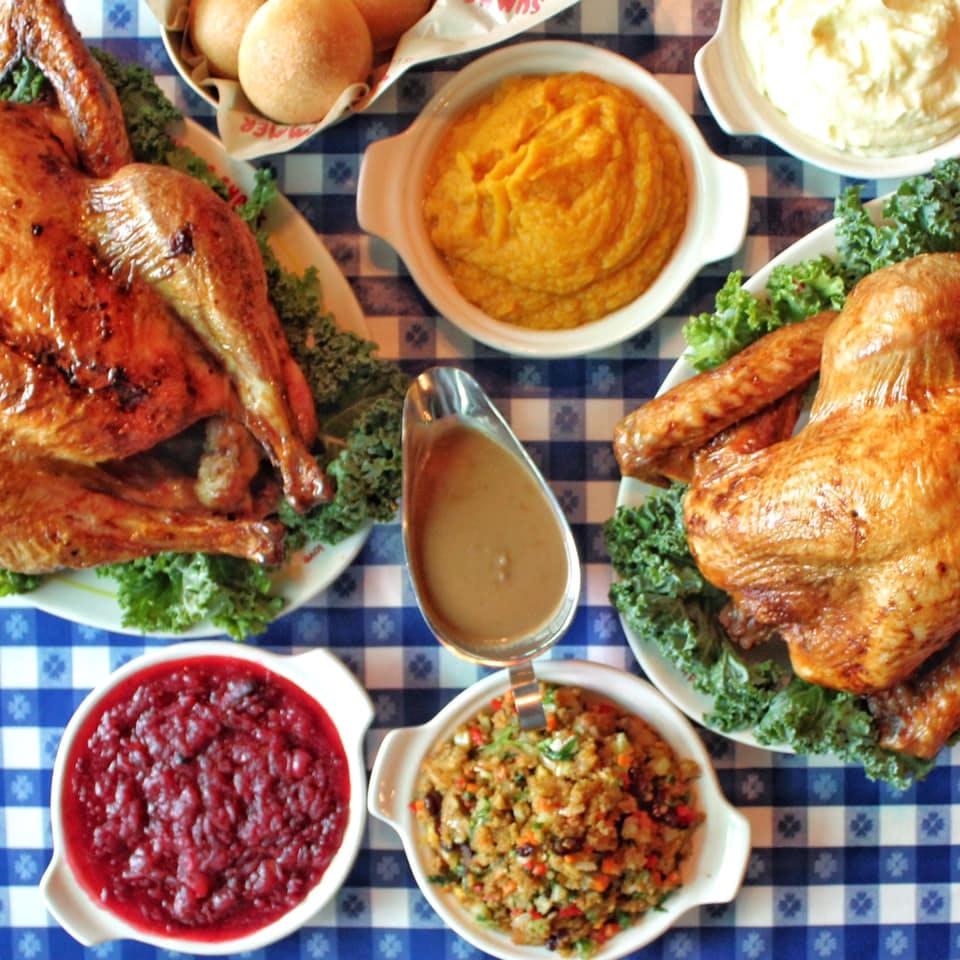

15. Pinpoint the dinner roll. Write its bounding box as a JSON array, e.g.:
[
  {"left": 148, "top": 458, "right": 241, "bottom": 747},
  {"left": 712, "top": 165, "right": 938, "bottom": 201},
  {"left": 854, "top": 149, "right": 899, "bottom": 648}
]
[
  {"left": 188, "top": 0, "right": 264, "bottom": 81},
  {"left": 238, "top": 0, "right": 373, "bottom": 124},
  {"left": 351, "top": 0, "right": 432, "bottom": 52}
]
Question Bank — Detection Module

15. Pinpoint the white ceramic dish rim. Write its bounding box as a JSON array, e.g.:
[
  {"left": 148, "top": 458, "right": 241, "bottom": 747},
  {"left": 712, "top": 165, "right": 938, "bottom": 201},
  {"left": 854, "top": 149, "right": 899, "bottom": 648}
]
[
  {"left": 367, "top": 658, "right": 751, "bottom": 960},
  {"left": 357, "top": 40, "right": 749, "bottom": 358},
  {"left": 40, "top": 641, "right": 374, "bottom": 954},
  {"left": 694, "top": 0, "right": 960, "bottom": 179},
  {"left": 615, "top": 196, "right": 886, "bottom": 751}
]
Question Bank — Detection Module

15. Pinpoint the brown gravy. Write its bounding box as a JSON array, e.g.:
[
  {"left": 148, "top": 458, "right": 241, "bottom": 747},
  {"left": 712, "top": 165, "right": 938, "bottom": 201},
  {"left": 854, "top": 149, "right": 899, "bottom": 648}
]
[{"left": 407, "top": 419, "right": 569, "bottom": 651}]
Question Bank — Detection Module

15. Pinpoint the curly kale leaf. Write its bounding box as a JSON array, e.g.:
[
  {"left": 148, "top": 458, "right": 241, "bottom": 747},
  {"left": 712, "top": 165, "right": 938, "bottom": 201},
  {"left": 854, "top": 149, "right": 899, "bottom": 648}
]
[
  {"left": 92, "top": 49, "right": 229, "bottom": 198},
  {"left": 606, "top": 487, "right": 784, "bottom": 725},
  {"left": 682, "top": 272, "right": 777, "bottom": 371},
  {"left": 836, "top": 157, "right": 960, "bottom": 285},
  {"left": 607, "top": 490, "right": 786, "bottom": 733},
  {"left": 0, "top": 570, "right": 41, "bottom": 597},
  {"left": 280, "top": 381, "right": 406, "bottom": 547},
  {"left": 605, "top": 482, "right": 696, "bottom": 576},
  {"left": 755, "top": 679, "right": 934, "bottom": 790},
  {"left": 97, "top": 554, "right": 283, "bottom": 641},
  {"left": 683, "top": 256, "right": 849, "bottom": 372},
  {"left": 0, "top": 58, "right": 48, "bottom": 102},
  {"left": 766, "top": 255, "right": 848, "bottom": 321}
]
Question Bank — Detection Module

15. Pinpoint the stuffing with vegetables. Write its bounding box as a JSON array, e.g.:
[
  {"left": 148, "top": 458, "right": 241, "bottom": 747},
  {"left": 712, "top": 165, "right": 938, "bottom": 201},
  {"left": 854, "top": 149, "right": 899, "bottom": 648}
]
[
  {"left": 412, "top": 685, "right": 702, "bottom": 956},
  {"left": 607, "top": 159, "right": 960, "bottom": 789}
]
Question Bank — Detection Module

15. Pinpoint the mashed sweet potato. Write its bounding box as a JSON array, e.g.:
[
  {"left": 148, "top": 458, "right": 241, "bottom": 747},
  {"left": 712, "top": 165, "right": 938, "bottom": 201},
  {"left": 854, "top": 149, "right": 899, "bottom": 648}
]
[{"left": 422, "top": 72, "right": 689, "bottom": 330}]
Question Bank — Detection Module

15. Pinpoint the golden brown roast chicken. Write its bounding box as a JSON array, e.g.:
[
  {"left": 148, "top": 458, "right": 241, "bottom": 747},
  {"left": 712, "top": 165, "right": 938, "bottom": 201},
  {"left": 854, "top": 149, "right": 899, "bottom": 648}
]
[
  {"left": 0, "top": 0, "right": 331, "bottom": 573},
  {"left": 614, "top": 252, "right": 960, "bottom": 759}
]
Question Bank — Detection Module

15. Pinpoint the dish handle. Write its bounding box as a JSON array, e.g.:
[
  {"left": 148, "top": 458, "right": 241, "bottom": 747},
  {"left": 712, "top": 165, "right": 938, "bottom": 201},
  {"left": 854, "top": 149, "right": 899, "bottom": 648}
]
[
  {"left": 357, "top": 130, "right": 418, "bottom": 247},
  {"left": 692, "top": 800, "right": 752, "bottom": 907},
  {"left": 40, "top": 854, "right": 121, "bottom": 946},
  {"left": 367, "top": 726, "right": 419, "bottom": 827},
  {"left": 699, "top": 152, "right": 750, "bottom": 266},
  {"left": 292, "top": 647, "right": 375, "bottom": 732},
  {"left": 693, "top": 31, "right": 756, "bottom": 137}
]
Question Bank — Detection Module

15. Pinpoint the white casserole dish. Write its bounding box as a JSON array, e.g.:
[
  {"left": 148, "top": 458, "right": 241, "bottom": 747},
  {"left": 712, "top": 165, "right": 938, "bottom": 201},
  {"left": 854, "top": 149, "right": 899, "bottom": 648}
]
[
  {"left": 357, "top": 40, "right": 750, "bottom": 358},
  {"left": 695, "top": 0, "right": 960, "bottom": 179},
  {"left": 41, "top": 641, "right": 373, "bottom": 954},
  {"left": 368, "top": 658, "right": 751, "bottom": 960}
]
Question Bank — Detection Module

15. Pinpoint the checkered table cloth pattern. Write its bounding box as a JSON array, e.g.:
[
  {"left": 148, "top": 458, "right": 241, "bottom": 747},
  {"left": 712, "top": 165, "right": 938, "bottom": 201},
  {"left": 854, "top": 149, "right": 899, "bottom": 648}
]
[{"left": 1, "top": 1, "right": 957, "bottom": 958}]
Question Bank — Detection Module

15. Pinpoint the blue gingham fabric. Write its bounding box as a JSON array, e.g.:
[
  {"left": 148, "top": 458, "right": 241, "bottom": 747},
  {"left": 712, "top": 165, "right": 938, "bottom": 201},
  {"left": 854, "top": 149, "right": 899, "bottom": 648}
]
[{"left": 2, "top": 1, "right": 958, "bottom": 958}]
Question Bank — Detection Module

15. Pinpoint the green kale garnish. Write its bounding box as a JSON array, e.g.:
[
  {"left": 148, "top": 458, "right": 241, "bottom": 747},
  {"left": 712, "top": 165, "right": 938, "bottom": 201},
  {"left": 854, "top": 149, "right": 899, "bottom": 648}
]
[
  {"left": 0, "top": 58, "right": 48, "bottom": 103},
  {"left": 91, "top": 49, "right": 228, "bottom": 197},
  {"left": 754, "top": 678, "right": 933, "bottom": 787},
  {"left": 0, "top": 569, "right": 41, "bottom": 597},
  {"left": 766, "top": 254, "right": 848, "bottom": 322},
  {"left": 96, "top": 554, "right": 282, "bottom": 641},
  {"left": 91, "top": 50, "right": 180, "bottom": 163},
  {"left": 682, "top": 271, "right": 775, "bottom": 371},
  {"left": 683, "top": 256, "right": 848, "bottom": 372},
  {"left": 606, "top": 490, "right": 785, "bottom": 734},
  {"left": 283, "top": 386, "right": 406, "bottom": 546},
  {"left": 836, "top": 157, "right": 960, "bottom": 284}
]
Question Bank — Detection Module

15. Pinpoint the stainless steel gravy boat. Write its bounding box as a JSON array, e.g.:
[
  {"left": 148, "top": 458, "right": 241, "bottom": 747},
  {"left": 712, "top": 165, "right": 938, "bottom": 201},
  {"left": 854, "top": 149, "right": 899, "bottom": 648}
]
[{"left": 401, "top": 365, "right": 581, "bottom": 727}]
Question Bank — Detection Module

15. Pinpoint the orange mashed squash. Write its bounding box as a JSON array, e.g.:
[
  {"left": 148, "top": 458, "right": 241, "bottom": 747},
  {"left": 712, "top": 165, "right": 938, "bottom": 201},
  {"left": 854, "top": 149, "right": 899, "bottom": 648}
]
[{"left": 422, "top": 72, "right": 689, "bottom": 330}]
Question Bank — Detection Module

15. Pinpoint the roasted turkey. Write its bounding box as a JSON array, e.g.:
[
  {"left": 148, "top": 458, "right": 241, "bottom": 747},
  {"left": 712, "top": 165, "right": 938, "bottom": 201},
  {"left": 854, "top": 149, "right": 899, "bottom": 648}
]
[
  {"left": 0, "top": 0, "right": 331, "bottom": 573},
  {"left": 614, "top": 252, "right": 960, "bottom": 759}
]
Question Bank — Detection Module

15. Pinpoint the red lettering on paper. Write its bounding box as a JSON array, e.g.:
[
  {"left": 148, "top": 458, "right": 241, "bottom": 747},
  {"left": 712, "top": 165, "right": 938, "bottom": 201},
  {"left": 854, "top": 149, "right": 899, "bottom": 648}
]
[
  {"left": 461, "top": 0, "right": 541, "bottom": 10},
  {"left": 237, "top": 114, "right": 315, "bottom": 140}
]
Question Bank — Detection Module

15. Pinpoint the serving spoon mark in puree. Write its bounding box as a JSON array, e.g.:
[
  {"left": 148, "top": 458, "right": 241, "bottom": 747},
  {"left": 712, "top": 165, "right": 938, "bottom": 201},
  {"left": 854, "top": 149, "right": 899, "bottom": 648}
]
[{"left": 401, "top": 366, "right": 581, "bottom": 728}]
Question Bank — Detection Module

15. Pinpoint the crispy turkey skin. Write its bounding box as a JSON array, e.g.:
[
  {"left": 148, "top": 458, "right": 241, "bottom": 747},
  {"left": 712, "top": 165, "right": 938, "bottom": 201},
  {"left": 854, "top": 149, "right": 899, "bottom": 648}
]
[
  {"left": 0, "top": 0, "right": 332, "bottom": 573},
  {"left": 616, "top": 252, "right": 960, "bottom": 759}
]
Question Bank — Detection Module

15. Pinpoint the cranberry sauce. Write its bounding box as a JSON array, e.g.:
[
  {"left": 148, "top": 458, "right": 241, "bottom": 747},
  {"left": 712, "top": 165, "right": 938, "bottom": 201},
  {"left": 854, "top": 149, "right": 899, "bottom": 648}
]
[{"left": 62, "top": 656, "right": 350, "bottom": 940}]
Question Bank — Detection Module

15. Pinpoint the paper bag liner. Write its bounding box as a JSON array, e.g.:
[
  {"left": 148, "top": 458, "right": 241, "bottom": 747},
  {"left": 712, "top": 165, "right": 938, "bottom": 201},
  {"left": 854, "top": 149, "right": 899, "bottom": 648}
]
[{"left": 148, "top": 0, "right": 581, "bottom": 160}]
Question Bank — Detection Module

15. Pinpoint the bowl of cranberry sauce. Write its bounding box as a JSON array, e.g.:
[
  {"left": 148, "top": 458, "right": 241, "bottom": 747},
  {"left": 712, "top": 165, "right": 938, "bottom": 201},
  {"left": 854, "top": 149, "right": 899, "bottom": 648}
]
[{"left": 40, "top": 642, "right": 373, "bottom": 953}]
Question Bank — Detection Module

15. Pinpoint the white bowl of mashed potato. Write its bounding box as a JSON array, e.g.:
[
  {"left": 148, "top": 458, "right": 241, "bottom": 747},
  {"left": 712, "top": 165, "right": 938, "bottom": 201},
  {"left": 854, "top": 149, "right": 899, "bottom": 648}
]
[
  {"left": 357, "top": 41, "right": 749, "bottom": 358},
  {"left": 696, "top": 0, "right": 960, "bottom": 178},
  {"left": 367, "top": 658, "right": 751, "bottom": 960}
]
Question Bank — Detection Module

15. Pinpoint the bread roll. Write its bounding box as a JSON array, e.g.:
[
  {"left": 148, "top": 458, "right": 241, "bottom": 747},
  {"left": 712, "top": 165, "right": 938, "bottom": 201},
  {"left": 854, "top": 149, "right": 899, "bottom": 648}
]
[
  {"left": 351, "top": 0, "right": 432, "bottom": 52},
  {"left": 189, "top": 0, "right": 265, "bottom": 81},
  {"left": 238, "top": 0, "right": 373, "bottom": 124}
]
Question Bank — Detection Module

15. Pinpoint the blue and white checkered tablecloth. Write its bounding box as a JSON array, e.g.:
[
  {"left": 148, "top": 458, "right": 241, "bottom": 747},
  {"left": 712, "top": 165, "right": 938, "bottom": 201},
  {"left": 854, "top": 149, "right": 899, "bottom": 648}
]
[{"left": 1, "top": 1, "right": 956, "bottom": 958}]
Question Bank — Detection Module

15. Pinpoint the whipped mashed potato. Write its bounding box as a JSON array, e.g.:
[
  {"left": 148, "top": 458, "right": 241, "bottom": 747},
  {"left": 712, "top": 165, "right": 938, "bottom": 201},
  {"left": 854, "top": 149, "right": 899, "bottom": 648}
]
[{"left": 739, "top": 0, "right": 960, "bottom": 156}]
